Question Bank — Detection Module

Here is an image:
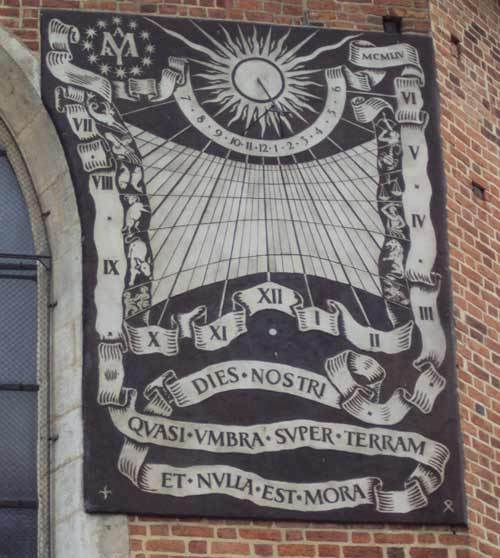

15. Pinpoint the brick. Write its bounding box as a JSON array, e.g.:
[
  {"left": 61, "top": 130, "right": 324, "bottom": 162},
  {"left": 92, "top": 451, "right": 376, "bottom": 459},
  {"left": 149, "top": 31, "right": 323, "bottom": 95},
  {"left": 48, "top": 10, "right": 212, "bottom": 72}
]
[
  {"left": 319, "top": 544, "right": 340, "bottom": 557},
  {"left": 286, "top": 529, "right": 304, "bottom": 541},
  {"left": 410, "top": 550, "right": 448, "bottom": 558},
  {"left": 255, "top": 543, "right": 274, "bottom": 556},
  {"left": 128, "top": 524, "right": 147, "bottom": 536},
  {"left": 129, "top": 538, "right": 142, "bottom": 551},
  {"left": 344, "top": 547, "right": 382, "bottom": 558},
  {"left": 0, "top": 6, "right": 19, "bottom": 16},
  {"left": 211, "top": 541, "right": 251, "bottom": 555},
  {"left": 476, "top": 489, "right": 498, "bottom": 508},
  {"left": 217, "top": 527, "right": 237, "bottom": 538},
  {"left": 239, "top": 527, "right": 282, "bottom": 541},
  {"left": 189, "top": 540, "right": 207, "bottom": 554},
  {"left": 145, "top": 539, "right": 185, "bottom": 552},
  {"left": 171, "top": 525, "right": 214, "bottom": 537},
  {"left": 278, "top": 544, "right": 316, "bottom": 556},
  {"left": 149, "top": 524, "right": 170, "bottom": 536},
  {"left": 351, "top": 532, "right": 371, "bottom": 543},
  {"left": 306, "top": 530, "right": 348, "bottom": 542},
  {"left": 438, "top": 533, "right": 469, "bottom": 545},
  {"left": 374, "top": 533, "right": 415, "bottom": 544}
]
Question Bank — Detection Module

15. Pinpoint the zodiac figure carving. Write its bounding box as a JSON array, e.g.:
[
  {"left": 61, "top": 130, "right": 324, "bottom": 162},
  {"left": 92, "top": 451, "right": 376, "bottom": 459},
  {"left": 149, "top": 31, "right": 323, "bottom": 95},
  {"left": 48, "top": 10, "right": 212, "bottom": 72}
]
[
  {"left": 382, "top": 278, "right": 409, "bottom": 306},
  {"left": 123, "top": 194, "right": 150, "bottom": 240},
  {"left": 127, "top": 238, "right": 152, "bottom": 285},
  {"left": 376, "top": 114, "right": 401, "bottom": 172},
  {"left": 382, "top": 239, "right": 405, "bottom": 279},
  {"left": 123, "top": 285, "right": 151, "bottom": 318},
  {"left": 86, "top": 93, "right": 128, "bottom": 135},
  {"left": 117, "top": 161, "right": 144, "bottom": 192},
  {"left": 381, "top": 203, "right": 406, "bottom": 239}
]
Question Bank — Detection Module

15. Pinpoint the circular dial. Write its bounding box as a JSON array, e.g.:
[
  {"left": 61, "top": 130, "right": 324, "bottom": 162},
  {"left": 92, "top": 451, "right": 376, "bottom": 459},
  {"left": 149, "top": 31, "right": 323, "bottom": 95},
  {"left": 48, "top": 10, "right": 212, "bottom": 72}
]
[{"left": 232, "top": 58, "right": 285, "bottom": 103}]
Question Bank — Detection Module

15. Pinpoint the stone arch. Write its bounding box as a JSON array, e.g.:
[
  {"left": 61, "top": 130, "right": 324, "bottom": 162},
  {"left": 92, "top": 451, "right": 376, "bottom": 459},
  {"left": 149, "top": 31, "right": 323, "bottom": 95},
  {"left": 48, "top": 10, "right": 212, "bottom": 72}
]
[{"left": 0, "top": 27, "right": 129, "bottom": 558}]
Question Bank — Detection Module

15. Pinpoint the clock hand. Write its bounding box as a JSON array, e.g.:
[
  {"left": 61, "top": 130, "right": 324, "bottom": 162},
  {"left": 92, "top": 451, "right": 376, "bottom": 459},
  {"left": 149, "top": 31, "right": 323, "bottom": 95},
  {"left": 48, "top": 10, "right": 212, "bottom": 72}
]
[
  {"left": 257, "top": 77, "right": 282, "bottom": 113},
  {"left": 256, "top": 77, "right": 273, "bottom": 101},
  {"left": 257, "top": 77, "right": 286, "bottom": 138}
]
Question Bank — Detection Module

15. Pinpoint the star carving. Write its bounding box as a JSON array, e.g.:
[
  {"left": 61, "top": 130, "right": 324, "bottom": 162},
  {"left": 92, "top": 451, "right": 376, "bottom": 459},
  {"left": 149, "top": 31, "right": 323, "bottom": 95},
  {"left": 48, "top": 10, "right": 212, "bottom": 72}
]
[
  {"left": 79, "top": 17, "right": 155, "bottom": 78},
  {"left": 99, "top": 63, "right": 110, "bottom": 76}
]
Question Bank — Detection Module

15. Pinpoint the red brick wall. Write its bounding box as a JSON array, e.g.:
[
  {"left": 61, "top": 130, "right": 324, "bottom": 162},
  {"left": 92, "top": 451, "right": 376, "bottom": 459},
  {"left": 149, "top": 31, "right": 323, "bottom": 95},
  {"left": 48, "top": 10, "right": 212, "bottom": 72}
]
[
  {"left": 128, "top": 518, "right": 474, "bottom": 557},
  {"left": 0, "top": 0, "right": 430, "bottom": 50},
  {"left": 429, "top": 2, "right": 500, "bottom": 558},
  {"left": 2, "top": 0, "right": 498, "bottom": 557}
]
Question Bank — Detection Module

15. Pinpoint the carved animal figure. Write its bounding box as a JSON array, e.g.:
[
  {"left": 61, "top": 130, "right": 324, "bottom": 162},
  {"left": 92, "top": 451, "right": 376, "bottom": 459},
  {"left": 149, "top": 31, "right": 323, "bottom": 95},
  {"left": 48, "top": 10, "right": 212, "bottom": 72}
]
[
  {"left": 127, "top": 238, "right": 152, "bottom": 286},
  {"left": 104, "top": 132, "right": 141, "bottom": 166},
  {"left": 86, "top": 94, "right": 128, "bottom": 135},
  {"left": 123, "top": 195, "right": 150, "bottom": 239},
  {"left": 116, "top": 162, "right": 143, "bottom": 192},
  {"left": 378, "top": 145, "right": 401, "bottom": 172}
]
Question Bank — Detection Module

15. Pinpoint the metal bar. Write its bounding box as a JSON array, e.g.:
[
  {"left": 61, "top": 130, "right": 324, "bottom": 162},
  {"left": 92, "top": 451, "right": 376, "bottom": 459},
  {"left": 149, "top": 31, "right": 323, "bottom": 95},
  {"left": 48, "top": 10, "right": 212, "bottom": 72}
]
[
  {"left": 0, "top": 384, "right": 39, "bottom": 392},
  {"left": 0, "top": 252, "right": 51, "bottom": 261},
  {"left": 0, "top": 500, "right": 38, "bottom": 510},
  {"left": 0, "top": 273, "right": 37, "bottom": 281},
  {"left": 0, "top": 262, "right": 38, "bottom": 271}
]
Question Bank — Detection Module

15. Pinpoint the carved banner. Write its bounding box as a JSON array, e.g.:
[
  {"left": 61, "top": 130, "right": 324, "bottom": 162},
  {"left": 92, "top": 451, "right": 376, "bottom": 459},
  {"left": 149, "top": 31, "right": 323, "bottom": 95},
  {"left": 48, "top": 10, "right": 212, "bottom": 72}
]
[{"left": 41, "top": 11, "right": 465, "bottom": 523}]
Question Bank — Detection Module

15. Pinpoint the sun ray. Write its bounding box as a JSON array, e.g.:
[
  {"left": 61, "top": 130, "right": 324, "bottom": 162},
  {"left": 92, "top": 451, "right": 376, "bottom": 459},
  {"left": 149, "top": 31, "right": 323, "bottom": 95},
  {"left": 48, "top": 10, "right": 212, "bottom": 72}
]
[
  {"left": 287, "top": 69, "right": 322, "bottom": 77},
  {"left": 196, "top": 83, "right": 231, "bottom": 92},
  {"left": 237, "top": 26, "right": 251, "bottom": 55},
  {"left": 277, "top": 31, "right": 318, "bottom": 65},
  {"left": 290, "top": 80, "right": 323, "bottom": 89},
  {"left": 191, "top": 20, "right": 237, "bottom": 60},
  {"left": 218, "top": 24, "right": 239, "bottom": 56},
  {"left": 146, "top": 18, "right": 228, "bottom": 64},
  {"left": 262, "top": 27, "right": 273, "bottom": 57},
  {"left": 190, "top": 58, "right": 227, "bottom": 71},
  {"left": 204, "top": 91, "right": 236, "bottom": 106},
  {"left": 251, "top": 27, "right": 259, "bottom": 55},
  {"left": 290, "top": 33, "right": 361, "bottom": 67},
  {"left": 273, "top": 28, "right": 292, "bottom": 59},
  {"left": 280, "top": 114, "right": 294, "bottom": 133}
]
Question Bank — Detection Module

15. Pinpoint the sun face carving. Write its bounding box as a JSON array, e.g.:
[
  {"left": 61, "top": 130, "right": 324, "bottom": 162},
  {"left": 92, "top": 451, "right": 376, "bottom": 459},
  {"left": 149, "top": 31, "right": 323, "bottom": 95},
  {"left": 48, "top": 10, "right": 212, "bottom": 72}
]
[
  {"left": 231, "top": 58, "right": 285, "bottom": 103},
  {"left": 193, "top": 26, "right": 324, "bottom": 136},
  {"left": 149, "top": 21, "right": 356, "bottom": 137}
]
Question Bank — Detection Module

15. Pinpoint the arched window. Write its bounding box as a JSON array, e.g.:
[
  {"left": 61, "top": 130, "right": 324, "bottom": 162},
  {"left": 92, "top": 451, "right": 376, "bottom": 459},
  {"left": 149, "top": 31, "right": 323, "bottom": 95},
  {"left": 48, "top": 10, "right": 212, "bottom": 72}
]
[
  {"left": 0, "top": 31, "right": 126, "bottom": 556},
  {"left": 0, "top": 133, "right": 50, "bottom": 557}
]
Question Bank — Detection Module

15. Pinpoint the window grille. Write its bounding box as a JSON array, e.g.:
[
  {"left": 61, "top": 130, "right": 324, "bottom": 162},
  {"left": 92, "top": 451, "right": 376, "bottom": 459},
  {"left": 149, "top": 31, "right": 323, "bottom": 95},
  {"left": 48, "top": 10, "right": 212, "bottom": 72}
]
[{"left": 0, "top": 134, "right": 50, "bottom": 558}]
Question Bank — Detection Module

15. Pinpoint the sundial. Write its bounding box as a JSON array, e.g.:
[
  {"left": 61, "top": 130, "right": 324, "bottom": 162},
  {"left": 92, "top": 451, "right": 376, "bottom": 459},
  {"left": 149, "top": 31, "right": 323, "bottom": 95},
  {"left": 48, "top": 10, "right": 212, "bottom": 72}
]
[{"left": 41, "top": 11, "right": 465, "bottom": 524}]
